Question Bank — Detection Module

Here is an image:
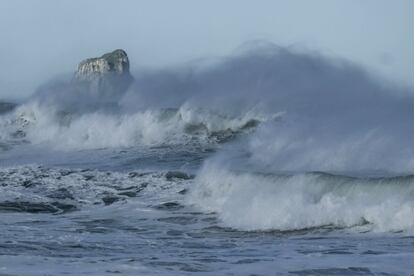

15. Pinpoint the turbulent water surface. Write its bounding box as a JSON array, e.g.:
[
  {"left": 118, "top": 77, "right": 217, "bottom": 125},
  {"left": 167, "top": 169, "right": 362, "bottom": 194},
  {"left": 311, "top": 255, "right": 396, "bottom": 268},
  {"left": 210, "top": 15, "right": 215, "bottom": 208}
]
[{"left": 1, "top": 47, "right": 414, "bottom": 275}]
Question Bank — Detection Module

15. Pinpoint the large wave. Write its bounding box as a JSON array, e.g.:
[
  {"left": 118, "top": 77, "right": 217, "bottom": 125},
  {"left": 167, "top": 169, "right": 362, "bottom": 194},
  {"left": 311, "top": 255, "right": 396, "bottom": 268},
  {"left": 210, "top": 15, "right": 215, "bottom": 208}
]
[
  {"left": 0, "top": 101, "right": 269, "bottom": 150},
  {"left": 188, "top": 163, "right": 414, "bottom": 233}
]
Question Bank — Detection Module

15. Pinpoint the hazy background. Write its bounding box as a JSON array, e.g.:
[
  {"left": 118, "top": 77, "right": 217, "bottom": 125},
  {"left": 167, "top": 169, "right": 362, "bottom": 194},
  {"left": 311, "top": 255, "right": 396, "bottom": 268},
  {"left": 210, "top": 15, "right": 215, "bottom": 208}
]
[{"left": 0, "top": 0, "right": 413, "bottom": 100}]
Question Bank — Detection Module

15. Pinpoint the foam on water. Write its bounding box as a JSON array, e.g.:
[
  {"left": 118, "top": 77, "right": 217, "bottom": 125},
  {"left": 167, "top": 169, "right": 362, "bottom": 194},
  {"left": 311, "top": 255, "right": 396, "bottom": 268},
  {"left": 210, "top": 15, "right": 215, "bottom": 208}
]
[
  {"left": 0, "top": 165, "right": 191, "bottom": 212},
  {"left": 189, "top": 163, "right": 414, "bottom": 233},
  {"left": 0, "top": 102, "right": 270, "bottom": 150}
]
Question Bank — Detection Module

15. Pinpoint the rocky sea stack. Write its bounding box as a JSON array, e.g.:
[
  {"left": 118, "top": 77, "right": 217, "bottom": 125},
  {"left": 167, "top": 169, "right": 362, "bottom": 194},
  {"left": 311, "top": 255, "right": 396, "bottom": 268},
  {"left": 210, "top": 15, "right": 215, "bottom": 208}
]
[{"left": 74, "top": 49, "right": 133, "bottom": 96}]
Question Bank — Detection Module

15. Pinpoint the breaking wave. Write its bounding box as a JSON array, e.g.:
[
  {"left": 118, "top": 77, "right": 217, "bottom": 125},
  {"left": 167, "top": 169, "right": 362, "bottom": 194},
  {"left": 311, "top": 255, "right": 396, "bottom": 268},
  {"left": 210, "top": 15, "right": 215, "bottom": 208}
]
[
  {"left": 189, "top": 164, "right": 414, "bottom": 233},
  {"left": 0, "top": 102, "right": 270, "bottom": 150}
]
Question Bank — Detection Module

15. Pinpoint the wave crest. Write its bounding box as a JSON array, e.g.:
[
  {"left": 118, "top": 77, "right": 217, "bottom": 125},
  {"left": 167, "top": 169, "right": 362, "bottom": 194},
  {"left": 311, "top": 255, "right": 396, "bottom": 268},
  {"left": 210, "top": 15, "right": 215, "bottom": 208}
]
[
  {"left": 188, "top": 164, "right": 414, "bottom": 233},
  {"left": 0, "top": 102, "right": 272, "bottom": 150}
]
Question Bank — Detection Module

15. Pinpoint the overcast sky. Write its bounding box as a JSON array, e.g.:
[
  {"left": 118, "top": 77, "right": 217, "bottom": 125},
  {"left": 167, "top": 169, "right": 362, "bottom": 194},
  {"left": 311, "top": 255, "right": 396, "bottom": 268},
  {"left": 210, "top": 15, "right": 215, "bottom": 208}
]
[{"left": 1, "top": 0, "right": 413, "bottom": 99}]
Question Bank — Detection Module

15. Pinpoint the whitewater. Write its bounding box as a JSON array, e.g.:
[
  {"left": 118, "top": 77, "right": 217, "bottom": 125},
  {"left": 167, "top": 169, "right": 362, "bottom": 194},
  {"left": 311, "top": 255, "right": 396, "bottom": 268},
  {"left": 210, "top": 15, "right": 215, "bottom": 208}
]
[{"left": 1, "top": 45, "right": 414, "bottom": 275}]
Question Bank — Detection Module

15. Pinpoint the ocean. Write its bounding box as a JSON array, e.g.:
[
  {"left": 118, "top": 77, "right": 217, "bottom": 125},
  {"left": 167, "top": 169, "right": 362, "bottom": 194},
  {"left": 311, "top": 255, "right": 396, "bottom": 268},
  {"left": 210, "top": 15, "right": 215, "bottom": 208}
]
[{"left": 1, "top": 46, "right": 414, "bottom": 275}]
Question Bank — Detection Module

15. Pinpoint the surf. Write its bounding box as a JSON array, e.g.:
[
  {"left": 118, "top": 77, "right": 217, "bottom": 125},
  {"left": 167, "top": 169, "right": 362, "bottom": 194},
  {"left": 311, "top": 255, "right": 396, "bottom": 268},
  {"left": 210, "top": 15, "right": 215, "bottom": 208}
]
[{"left": 189, "top": 164, "right": 414, "bottom": 233}]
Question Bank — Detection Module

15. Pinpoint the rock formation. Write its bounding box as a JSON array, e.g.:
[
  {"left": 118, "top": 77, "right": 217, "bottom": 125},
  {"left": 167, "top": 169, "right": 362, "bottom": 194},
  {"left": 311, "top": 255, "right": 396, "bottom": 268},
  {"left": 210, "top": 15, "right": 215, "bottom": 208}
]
[{"left": 74, "top": 49, "right": 133, "bottom": 96}]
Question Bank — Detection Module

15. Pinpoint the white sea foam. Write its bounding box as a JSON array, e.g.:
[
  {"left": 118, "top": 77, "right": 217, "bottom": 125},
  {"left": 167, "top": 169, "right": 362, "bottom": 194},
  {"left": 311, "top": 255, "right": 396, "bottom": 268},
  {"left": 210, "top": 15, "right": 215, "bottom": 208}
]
[
  {"left": 189, "top": 163, "right": 414, "bottom": 233},
  {"left": 0, "top": 165, "right": 190, "bottom": 209},
  {"left": 0, "top": 102, "right": 269, "bottom": 150}
]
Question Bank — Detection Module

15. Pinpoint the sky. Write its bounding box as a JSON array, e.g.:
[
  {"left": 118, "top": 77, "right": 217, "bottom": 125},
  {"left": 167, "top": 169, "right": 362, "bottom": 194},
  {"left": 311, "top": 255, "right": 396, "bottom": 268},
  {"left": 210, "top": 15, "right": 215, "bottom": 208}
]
[{"left": 0, "top": 0, "right": 413, "bottom": 100}]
